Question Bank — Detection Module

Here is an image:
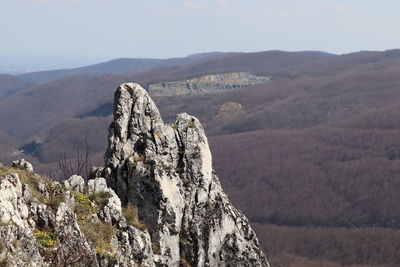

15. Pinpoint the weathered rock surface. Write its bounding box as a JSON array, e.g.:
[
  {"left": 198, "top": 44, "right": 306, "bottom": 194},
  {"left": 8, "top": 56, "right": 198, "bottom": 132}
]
[
  {"left": 104, "top": 83, "right": 269, "bottom": 266},
  {"left": 63, "top": 174, "right": 85, "bottom": 193},
  {"left": 54, "top": 202, "right": 98, "bottom": 266},
  {"left": 0, "top": 173, "right": 29, "bottom": 227},
  {"left": 148, "top": 72, "right": 271, "bottom": 96},
  {"left": 0, "top": 172, "right": 44, "bottom": 266},
  {"left": 0, "top": 161, "right": 156, "bottom": 267},
  {"left": 0, "top": 82, "right": 268, "bottom": 266},
  {"left": 0, "top": 224, "right": 44, "bottom": 266}
]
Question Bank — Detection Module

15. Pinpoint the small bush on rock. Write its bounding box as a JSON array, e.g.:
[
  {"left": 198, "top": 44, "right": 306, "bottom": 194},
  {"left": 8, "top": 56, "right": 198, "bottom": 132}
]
[{"left": 34, "top": 230, "right": 58, "bottom": 247}]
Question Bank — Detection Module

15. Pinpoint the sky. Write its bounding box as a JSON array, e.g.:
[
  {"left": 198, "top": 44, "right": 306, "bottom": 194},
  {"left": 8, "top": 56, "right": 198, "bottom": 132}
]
[{"left": 1, "top": 0, "right": 400, "bottom": 71}]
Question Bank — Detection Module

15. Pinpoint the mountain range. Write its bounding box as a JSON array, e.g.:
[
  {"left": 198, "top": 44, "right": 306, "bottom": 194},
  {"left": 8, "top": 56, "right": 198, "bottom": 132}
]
[{"left": 1, "top": 49, "right": 400, "bottom": 266}]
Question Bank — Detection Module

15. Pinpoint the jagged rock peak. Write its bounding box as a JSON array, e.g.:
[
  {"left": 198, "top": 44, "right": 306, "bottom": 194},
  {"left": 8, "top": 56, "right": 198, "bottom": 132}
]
[{"left": 104, "top": 83, "right": 269, "bottom": 266}]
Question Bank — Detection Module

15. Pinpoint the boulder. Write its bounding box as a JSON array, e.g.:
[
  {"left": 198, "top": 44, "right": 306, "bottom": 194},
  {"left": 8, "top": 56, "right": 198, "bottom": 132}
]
[{"left": 63, "top": 175, "right": 85, "bottom": 193}]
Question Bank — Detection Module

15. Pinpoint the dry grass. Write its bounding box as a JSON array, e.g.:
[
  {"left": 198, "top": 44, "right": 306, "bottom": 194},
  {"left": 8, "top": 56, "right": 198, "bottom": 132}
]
[
  {"left": 73, "top": 190, "right": 115, "bottom": 255},
  {"left": 0, "top": 166, "right": 64, "bottom": 210},
  {"left": 80, "top": 221, "right": 114, "bottom": 254},
  {"left": 122, "top": 204, "right": 147, "bottom": 231}
]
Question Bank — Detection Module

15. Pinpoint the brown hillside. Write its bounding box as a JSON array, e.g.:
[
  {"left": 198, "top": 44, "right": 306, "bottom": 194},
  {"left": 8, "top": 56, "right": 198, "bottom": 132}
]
[{"left": 2, "top": 50, "right": 400, "bottom": 266}]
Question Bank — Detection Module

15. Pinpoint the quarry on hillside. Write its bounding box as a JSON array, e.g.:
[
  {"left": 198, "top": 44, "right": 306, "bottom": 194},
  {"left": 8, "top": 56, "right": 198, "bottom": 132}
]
[{"left": 148, "top": 72, "right": 271, "bottom": 96}]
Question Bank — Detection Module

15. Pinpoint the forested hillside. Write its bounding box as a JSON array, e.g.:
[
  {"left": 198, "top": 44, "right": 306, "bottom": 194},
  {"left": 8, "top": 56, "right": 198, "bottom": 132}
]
[{"left": 1, "top": 50, "right": 400, "bottom": 266}]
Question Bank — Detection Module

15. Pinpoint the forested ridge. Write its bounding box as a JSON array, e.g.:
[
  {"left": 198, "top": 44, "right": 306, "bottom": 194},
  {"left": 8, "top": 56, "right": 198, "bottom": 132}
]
[{"left": 2, "top": 50, "right": 400, "bottom": 266}]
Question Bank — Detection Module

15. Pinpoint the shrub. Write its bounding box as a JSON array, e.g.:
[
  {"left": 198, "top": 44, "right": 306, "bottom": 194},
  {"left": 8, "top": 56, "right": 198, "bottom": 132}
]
[
  {"left": 151, "top": 243, "right": 160, "bottom": 254},
  {"left": 74, "top": 192, "right": 98, "bottom": 223},
  {"left": 34, "top": 230, "right": 57, "bottom": 247},
  {"left": 88, "top": 191, "right": 110, "bottom": 206}
]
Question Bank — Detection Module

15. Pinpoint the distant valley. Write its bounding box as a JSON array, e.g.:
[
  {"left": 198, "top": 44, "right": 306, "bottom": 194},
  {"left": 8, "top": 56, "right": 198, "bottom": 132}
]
[{"left": 2, "top": 49, "right": 400, "bottom": 266}]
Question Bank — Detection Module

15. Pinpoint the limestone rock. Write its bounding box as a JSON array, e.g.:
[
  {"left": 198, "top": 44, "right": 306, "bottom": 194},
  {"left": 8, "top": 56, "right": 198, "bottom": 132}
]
[
  {"left": 30, "top": 203, "right": 54, "bottom": 229},
  {"left": 54, "top": 202, "right": 99, "bottom": 266},
  {"left": 104, "top": 83, "right": 269, "bottom": 266},
  {"left": 37, "top": 182, "right": 49, "bottom": 198},
  {"left": 98, "top": 187, "right": 123, "bottom": 224},
  {"left": 112, "top": 226, "right": 155, "bottom": 267},
  {"left": 148, "top": 72, "right": 271, "bottom": 96},
  {"left": 12, "top": 158, "right": 33, "bottom": 172},
  {"left": 63, "top": 175, "right": 85, "bottom": 193},
  {"left": 88, "top": 177, "right": 108, "bottom": 194},
  {"left": 0, "top": 173, "right": 30, "bottom": 228},
  {"left": 0, "top": 173, "right": 44, "bottom": 266},
  {"left": 0, "top": 225, "right": 44, "bottom": 267}
]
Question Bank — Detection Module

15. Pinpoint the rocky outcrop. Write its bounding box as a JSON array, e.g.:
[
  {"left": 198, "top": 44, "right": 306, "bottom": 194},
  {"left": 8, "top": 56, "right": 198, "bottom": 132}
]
[
  {"left": 12, "top": 158, "right": 33, "bottom": 173},
  {"left": 0, "top": 82, "right": 268, "bottom": 267},
  {"left": 148, "top": 72, "right": 271, "bottom": 96},
  {"left": 0, "top": 172, "right": 44, "bottom": 265},
  {"left": 63, "top": 174, "right": 85, "bottom": 193},
  {"left": 103, "top": 83, "right": 269, "bottom": 266},
  {"left": 0, "top": 164, "right": 157, "bottom": 266}
]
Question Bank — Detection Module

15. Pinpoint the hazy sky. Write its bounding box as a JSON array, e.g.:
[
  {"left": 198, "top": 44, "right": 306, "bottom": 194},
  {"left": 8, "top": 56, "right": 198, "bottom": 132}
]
[{"left": 1, "top": 0, "right": 400, "bottom": 70}]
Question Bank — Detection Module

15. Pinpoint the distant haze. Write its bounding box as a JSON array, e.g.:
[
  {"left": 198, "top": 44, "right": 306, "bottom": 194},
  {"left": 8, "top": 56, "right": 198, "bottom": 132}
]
[{"left": 1, "top": 0, "right": 400, "bottom": 71}]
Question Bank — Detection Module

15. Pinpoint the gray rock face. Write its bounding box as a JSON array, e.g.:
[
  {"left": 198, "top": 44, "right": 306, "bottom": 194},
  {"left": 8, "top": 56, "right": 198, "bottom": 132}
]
[
  {"left": 0, "top": 173, "right": 30, "bottom": 227},
  {"left": 104, "top": 83, "right": 269, "bottom": 266},
  {"left": 148, "top": 72, "right": 271, "bottom": 96},
  {"left": 0, "top": 224, "right": 44, "bottom": 266},
  {"left": 112, "top": 225, "right": 155, "bottom": 267}
]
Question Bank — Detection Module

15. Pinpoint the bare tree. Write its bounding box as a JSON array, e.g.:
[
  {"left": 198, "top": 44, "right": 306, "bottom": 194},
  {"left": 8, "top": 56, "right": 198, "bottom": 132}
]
[{"left": 55, "top": 137, "right": 92, "bottom": 181}]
